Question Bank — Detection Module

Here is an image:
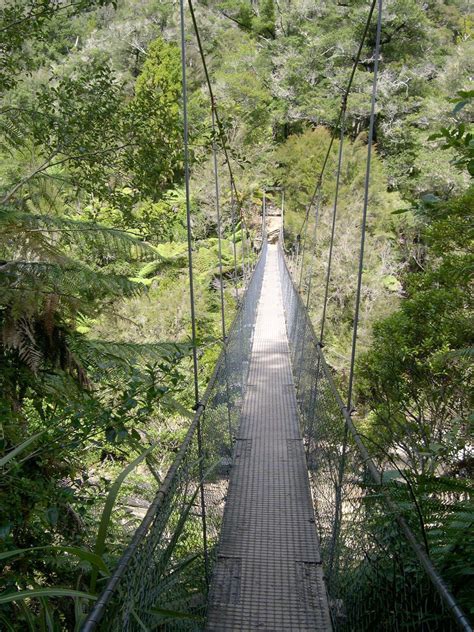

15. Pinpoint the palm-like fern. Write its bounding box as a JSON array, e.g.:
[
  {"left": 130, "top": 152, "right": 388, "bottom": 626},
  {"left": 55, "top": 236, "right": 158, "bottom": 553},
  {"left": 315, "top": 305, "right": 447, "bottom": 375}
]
[
  {"left": 0, "top": 198, "right": 157, "bottom": 380},
  {"left": 0, "top": 206, "right": 156, "bottom": 259}
]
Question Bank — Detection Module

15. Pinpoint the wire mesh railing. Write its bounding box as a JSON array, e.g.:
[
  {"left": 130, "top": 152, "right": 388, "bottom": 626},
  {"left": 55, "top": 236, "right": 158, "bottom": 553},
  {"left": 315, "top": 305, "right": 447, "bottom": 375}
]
[
  {"left": 278, "top": 243, "right": 472, "bottom": 632},
  {"left": 82, "top": 241, "right": 267, "bottom": 632}
]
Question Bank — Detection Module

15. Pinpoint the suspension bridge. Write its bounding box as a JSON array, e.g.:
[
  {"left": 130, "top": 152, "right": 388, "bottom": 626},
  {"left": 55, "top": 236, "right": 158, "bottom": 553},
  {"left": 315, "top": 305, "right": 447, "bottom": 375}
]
[{"left": 81, "top": 0, "right": 472, "bottom": 630}]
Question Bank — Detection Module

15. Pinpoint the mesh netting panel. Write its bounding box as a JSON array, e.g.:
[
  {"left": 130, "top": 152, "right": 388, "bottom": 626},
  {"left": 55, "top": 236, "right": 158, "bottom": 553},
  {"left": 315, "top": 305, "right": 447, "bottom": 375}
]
[
  {"left": 277, "top": 244, "right": 468, "bottom": 632},
  {"left": 83, "top": 243, "right": 267, "bottom": 631}
]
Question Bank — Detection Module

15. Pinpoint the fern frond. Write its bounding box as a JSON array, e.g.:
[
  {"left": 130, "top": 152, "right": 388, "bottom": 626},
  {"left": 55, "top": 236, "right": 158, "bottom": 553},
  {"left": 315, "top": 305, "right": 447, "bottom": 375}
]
[
  {"left": 62, "top": 336, "right": 191, "bottom": 385},
  {"left": 0, "top": 114, "right": 27, "bottom": 155},
  {"left": 25, "top": 178, "right": 68, "bottom": 217},
  {"left": 0, "top": 207, "right": 67, "bottom": 262},
  {"left": 1, "top": 312, "right": 88, "bottom": 384},
  {"left": 2, "top": 316, "right": 42, "bottom": 371},
  {"left": 68, "top": 337, "right": 191, "bottom": 370},
  {"left": 0, "top": 260, "right": 146, "bottom": 307},
  {"left": 137, "top": 260, "right": 163, "bottom": 278},
  {"left": 0, "top": 207, "right": 156, "bottom": 261}
]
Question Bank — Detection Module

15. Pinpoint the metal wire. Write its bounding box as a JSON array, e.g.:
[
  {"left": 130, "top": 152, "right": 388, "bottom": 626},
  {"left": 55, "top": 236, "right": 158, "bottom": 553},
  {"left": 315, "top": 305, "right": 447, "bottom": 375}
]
[
  {"left": 346, "top": 0, "right": 382, "bottom": 413},
  {"left": 319, "top": 104, "right": 346, "bottom": 344},
  {"left": 300, "top": 187, "right": 323, "bottom": 304},
  {"left": 320, "top": 0, "right": 384, "bottom": 591},
  {"left": 187, "top": 0, "right": 251, "bottom": 261},
  {"left": 278, "top": 244, "right": 472, "bottom": 632},
  {"left": 179, "top": 0, "right": 210, "bottom": 588},
  {"left": 187, "top": 0, "right": 254, "bottom": 294},
  {"left": 212, "top": 108, "right": 227, "bottom": 343},
  {"left": 211, "top": 107, "right": 235, "bottom": 459},
  {"left": 294, "top": 0, "right": 378, "bottom": 286},
  {"left": 230, "top": 186, "right": 240, "bottom": 302}
]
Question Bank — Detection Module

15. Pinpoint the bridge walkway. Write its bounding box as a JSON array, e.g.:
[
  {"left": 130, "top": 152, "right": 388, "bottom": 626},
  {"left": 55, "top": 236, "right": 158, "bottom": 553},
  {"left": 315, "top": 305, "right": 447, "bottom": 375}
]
[{"left": 206, "top": 244, "right": 332, "bottom": 631}]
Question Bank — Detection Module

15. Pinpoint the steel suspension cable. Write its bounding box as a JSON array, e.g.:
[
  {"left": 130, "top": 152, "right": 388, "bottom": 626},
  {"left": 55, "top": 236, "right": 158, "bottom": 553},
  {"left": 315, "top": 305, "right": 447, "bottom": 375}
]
[
  {"left": 212, "top": 109, "right": 227, "bottom": 342},
  {"left": 187, "top": 0, "right": 236, "bottom": 194},
  {"left": 230, "top": 185, "right": 240, "bottom": 301},
  {"left": 281, "top": 188, "right": 285, "bottom": 244},
  {"left": 297, "top": 181, "right": 322, "bottom": 291},
  {"left": 328, "top": 0, "right": 383, "bottom": 589},
  {"left": 240, "top": 220, "right": 248, "bottom": 281},
  {"left": 187, "top": 0, "right": 250, "bottom": 223},
  {"left": 179, "top": 0, "right": 210, "bottom": 587},
  {"left": 296, "top": 189, "right": 323, "bottom": 388},
  {"left": 295, "top": 0, "right": 377, "bottom": 284},
  {"left": 346, "top": 0, "right": 382, "bottom": 413},
  {"left": 211, "top": 108, "right": 236, "bottom": 447},
  {"left": 296, "top": 0, "right": 377, "bottom": 240},
  {"left": 320, "top": 102, "right": 347, "bottom": 344},
  {"left": 188, "top": 0, "right": 253, "bottom": 290},
  {"left": 303, "top": 188, "right": 323, "bottom": 311},
  {"left": 296, "top": 213, "right": 309, "bottom": 291},
  {"left": 301, "top": 112, "right": 346, "bottom": 536}
]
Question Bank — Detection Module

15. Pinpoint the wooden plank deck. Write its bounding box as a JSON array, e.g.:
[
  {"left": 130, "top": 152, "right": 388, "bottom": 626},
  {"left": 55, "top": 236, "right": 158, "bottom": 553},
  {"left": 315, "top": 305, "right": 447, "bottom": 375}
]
[{"left": 206, "top": 244, "right": 332, "bottom": 631}]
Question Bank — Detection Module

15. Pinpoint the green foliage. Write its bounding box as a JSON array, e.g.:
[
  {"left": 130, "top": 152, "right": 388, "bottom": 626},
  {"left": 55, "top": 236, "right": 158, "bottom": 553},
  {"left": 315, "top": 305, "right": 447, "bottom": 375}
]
[
  {"left": 0, "top": 200, "right": 154, "bottom": 381},
  {"left": 276, "top": 127, "right": 404, "bottom": 368},
  {"left": 253, "top": 0, "right": 276, "bottom": 39},
  {"left": 214, "top": 30, "right": 273, "bottom": 147},
  {"left": 358, "top": 186, "right": 473, "bottom": 476},
  {"left": 356, "top": 144, "right": 473, "bottom": 612},
  {"left": 1, "top": 62, "right": 125, "bottom": 203},
  {"left": 217, "top": 0, "right": 275, "bottom": 38},
  {"left": 89, "top": 444, "right": 158, "bottom": 592},
  {"left": 123, "top": 37, "right": 183, "bottom": 200},
  {"left": 0, "top": 49, "right": 193, "bottom": 622},
  {"left": 0, "top": 0, "right": 115, "bottom": 91},
  {"left": 84, "top": 187, "right": 187, "bottom": 242},
  {"left": 428, "top": 90, "right": 474, "bottom": 175}
]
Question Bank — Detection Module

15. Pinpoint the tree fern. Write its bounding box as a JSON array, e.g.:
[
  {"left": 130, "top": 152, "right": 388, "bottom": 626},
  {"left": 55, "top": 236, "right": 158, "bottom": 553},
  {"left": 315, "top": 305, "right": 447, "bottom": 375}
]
[
  {"left": 67, "top": 337, "right": 191, "bottom": 380},
  {"left": 0, "top": 196, "right": 158, "bottom": 382},
  {"left": 1, "top": 260, "right": 146, "bottom": 302},
  {"left": 0, "top": 207, "right": 156, "bottom": 261}
]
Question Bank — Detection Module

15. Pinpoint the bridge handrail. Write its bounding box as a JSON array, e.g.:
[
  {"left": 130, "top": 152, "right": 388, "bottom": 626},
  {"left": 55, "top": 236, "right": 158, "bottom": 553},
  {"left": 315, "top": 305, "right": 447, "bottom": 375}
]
[
  {"left": 277, "top": 242, "right": 472, "bottom": 632},
  {"left": 82, "top": 241, "right": 268, "bottom": 631}
]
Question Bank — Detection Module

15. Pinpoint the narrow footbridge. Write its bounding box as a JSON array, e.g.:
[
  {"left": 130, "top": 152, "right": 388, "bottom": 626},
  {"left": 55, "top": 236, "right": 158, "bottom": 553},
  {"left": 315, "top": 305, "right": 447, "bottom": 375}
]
[
  {"left": 206, "top": 245, "right": 331, "bottom": 631},
  {"left": 82, "top": 241, "right": 470, "bottom": 632}
]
